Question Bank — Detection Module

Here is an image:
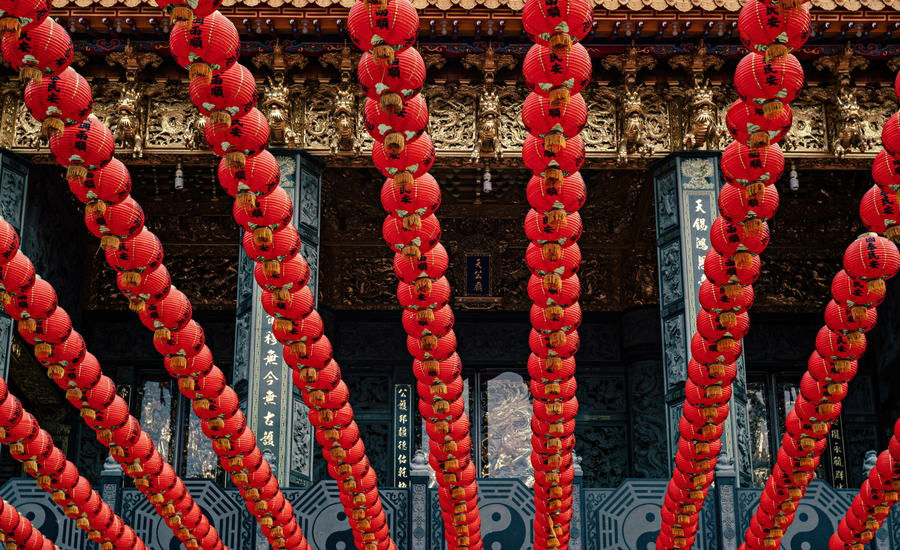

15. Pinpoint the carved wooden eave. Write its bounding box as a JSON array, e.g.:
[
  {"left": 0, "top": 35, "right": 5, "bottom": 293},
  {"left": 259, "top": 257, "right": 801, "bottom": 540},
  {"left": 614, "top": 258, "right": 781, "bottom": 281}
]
[{"left": 49, "top": 0, "right": 900, "bottom": 11}]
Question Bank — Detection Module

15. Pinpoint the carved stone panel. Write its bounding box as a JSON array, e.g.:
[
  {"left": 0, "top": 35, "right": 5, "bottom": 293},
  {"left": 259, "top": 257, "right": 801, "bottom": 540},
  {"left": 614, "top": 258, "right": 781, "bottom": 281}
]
[
  {"left": 784, "top": 91, "right": 828, "bottom": 153},
  {"left": 424, "top": 85, "right": 477, "bottom": 151},
  {"left": 497, "top": 86, "right": 528, "bottom": 151},
  {"left": 574, "top": 425, "right": 628, "bottom": 488},
  {"left": 582, "top": 87, "right": 617, "bottom": 153},
  {"left": 663, "top": 314, "right": 686, "bottom": 388},
  {"left": 629, "top": 361, "right": 668, "bottom": 479}
]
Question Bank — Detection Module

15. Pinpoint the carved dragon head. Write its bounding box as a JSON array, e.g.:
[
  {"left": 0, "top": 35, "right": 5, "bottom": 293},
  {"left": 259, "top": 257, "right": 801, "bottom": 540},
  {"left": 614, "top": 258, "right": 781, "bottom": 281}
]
[
  {"left": 690, "top": 80, "right": 716, "bottom": 112},
  {"left": 263, "top": 76, "right": 290, "bottom": 109},
  {"left": 837, "top": 89, "right": 861, "bottom": 122},
  {"left": 623, "top": 86, "right": 643, "bottom": 118}
]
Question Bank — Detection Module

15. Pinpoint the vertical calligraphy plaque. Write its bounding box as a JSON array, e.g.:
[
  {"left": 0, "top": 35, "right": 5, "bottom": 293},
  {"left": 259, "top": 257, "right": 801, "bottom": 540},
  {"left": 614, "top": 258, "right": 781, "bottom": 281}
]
[
  {"left": 827, "top": 415, "right": 848, "bottom": 488},
  {"left": 236, "top": 149, "right": 324, "bottom": 488},
  {"left": 393, "top": 384, "right": 413, "bottom": 487},
  {"left": 465, "top": 255, "right": 490, "bottom": 296},
  {"left": 652, "top": 151, "right": 751, "bottom": 486}
]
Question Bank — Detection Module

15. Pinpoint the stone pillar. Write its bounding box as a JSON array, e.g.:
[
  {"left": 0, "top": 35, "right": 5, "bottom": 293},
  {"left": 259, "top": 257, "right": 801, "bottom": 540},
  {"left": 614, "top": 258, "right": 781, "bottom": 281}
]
[
  {"left": 233, "top": 149, "right": 325, "bottom": 487},
  {"left": 0, "top": 149, "right": 29, "bottom": 381},
  {"left": 570, "top": 452, "right": 584, "bottom": 550},
  {"left": 101, "top": 455, "right": 124, "bottom": 516},
  {"left": 651, "top": 151, "right": 751, "bottom": 486},
  {"left": 714, "top": 452, "right": 739, "bottom": 550},
  {"left": 410, "top": 450, "right": 429, "bottom": 550}
]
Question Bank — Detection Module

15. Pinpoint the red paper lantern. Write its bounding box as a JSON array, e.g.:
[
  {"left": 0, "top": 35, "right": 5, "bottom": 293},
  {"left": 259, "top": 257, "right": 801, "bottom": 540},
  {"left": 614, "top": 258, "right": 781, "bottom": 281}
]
[
  {"left": 206, "top": 108, "right": 271, "bottom": 169},
  {"left": 831, "top": 269, "right": 884, "bottom": 311},
  {"left": 691, "top": 332, "right": 742, "bottom": 365},
  {"left": 872, "top": 149, "right": 900, "bottom": 193},
  {"left": 118, "top": 264, "right": 172, "bottom": 312},
  {"left": 49, "top": 117, "right": 115, "bottom": 185},
  {"left": 372, "top": 132, "right": 435, "bottom": 179},
  {"left": 69, "top": 158, "right": 132, "bottom": 216},
  {"left": 190, "top": 62, "right": 257, "bottom": 128},
  {"left": 358, "top": 48, "right": 426, "bottom": 110},
  {"left": 272, "top": 310, "right": 323, "bottom": 352},
  {"left": 398, "top": 277, "right": 451, "bottom": 311},
  {"left": 23, "top": 67, "right": 92, "bottom": 138},
  {"left": 105, "top": 229, "right": 164, "bottom": 287},
  {"left": 403, "top": 305, "right": 454, "bottom": 339},
  {"left": 523, "top": 43, "right": 592, "bottom": 108},
  {"left": 704, "top": 248, "right": 761, "bottom": 287},
  {"left": 242, "top": 223, "right": 300, "bottom": 265},
  {"left": 0, "top": 251, "right": 35, "bottom": 298},
  {"left": 735, "top": 54, "right": 804, "bottom": 119},
  {"left": 522, "top": 93, "right": 588, "bottom": 151},
  {"left": 260, "top": 286, "right": 315, "bottom": 323},
  {"left": 362, "top": 95, "right": 429, "bottom": 152},
  {"left": 233, "top": 187, "right": 293, "bottom": 247},
  {"left": 254, "top": 255, "right": 310, "bottom": 294},
  {"left": 527, "top": 172, "right": 587, "bottom": 214},
  {"left": 522, "top": 0, "right": 594, "bottom": 53},
  {"left": 808, "top": 352, "right": 857, "bottom": 384},
  {"left": 815, "top": 327, "right": 865, "bottom": 362},
  {"left": 0, "top": 219, "right": 18, "bottom": 265},
  {"left": 20, "top": 306, "right": 71, "bottom": 358},
  {"left": 529, "top": 328, "right": 580, "bottom": 359},
  {"left": 381, "top": 173, "right": 441, "bottom": 225},
  {"left": 721, "top": 142, "right": 785, "bottom": 197},
  {"left": 1, "top": 17, "right": 72, "bottom": 84},
  {"left": 696, "top": 309, "right": 750, "bottom": 342},
  {"left": 84, "top": 197, "right": 145, "bottom": 250},
  {"left": 725, "top": 99, "right": 793, "bottom": 148},
  {"left": 523, "top": 134, "right": 586, "bottom": 179},
  {"left": 408, "top": 331, "right": 456, "bottom": 361},
  {"left": 824, "top": 301, "right": 876, "bottom": 340},
  {"left": 393, "top": 244, "right": 448, "bottom": 283},
  {"left": 718, "top": 183, "right": 780, "bottom": 234},
  {"left": 170, "top": 11, "right": 240, "bottom": 84},
  {"left": 347, "top": 0, "right": 419, "bottom": 65},
  {"left": 860, "top": 185, "right": 900, "bottom": 241},
  {"left": 843, "top": 233, "right": 900, "bottom": 293},
  {"left": 0, "top": 0, "right": 51, "bottom": 39},
  {"left": 528, "top": 274, "right": 580, "bottom": 308},
  {"left": 140, "top": 289, "right": 193, "bottom": 342},
  {"left": 525, "top": 242, "right": 581, "bottom": 280},
  {"left": 738, "top": 0, "right": 810, "bottom": 62},
  {"left": 530, "top": 303, "right": 582, "bottom": 334},
  {"left": 218, "top": 150, "right": 280, "bottom": 207},
  {"left": 710, "top": 215, "right": 770, "bottom": 259},
  {"left": 382, "top": 215, "right": 441, "bottom": 258},
  {"left": 525, "top": 210, "right": 583, "bottom": 249},
  {"left": 154, "top": 320, "right": 205, "bottom": 360},
  {"left": 5, "top": 278, "right": 57, "bottom": 330}
]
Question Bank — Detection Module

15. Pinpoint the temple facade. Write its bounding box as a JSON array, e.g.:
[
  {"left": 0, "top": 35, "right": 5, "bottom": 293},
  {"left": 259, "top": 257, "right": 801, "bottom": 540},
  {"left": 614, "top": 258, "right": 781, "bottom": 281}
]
[{"left": 0, "top": 0, "right": 899, "bottom": 548}]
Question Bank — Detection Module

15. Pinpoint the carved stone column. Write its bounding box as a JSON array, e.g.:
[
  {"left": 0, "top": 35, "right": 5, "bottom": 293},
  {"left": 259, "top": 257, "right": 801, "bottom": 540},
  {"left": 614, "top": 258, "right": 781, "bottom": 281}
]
[
  {"left": 650, "top": 151, "right": 751, "bottom": 486},
  {"left": 0, "top": 149, "right": 29, "bottom": 380},
  {"left": 101, "top": 455, "right": 124, "bottom": 516},
  {"left": 233, "top": 150, "right": 324, "bottom": 487},
  {"left": 714, "top": 453, "right": 738, "bottom": 550},
  {"left": 410, "top": 450, "right": 429, "bottom": 550}
]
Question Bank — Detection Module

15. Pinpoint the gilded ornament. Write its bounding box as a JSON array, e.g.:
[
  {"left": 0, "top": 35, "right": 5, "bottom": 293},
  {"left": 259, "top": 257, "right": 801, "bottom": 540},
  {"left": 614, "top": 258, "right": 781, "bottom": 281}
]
[
  {"left": 681, "top": 158, "right": 714, "bottom": 189},
  {"left": 617, "top": 86, "right": 652, "bottom": 164},
  {"left": 831, "top": 88, "right": 872, "bottom": 158},
  {"left": 683, "top": 79, "right": 723, "bottom": 150}
]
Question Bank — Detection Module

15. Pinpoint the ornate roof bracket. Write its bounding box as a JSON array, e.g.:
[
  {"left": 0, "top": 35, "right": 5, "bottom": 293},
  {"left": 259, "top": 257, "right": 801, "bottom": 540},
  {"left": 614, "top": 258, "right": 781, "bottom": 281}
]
[
  {"left": 103, "top": 40, "right": 162, "bottom": 158},
  {"left": 601, "top": 41, "right": 657, "bottom": 87},
  {"left": 464, "top": 44, "right": 515, "bottom": 166},
  {"left": 814, "top": 42, "right": 874, "bottom": 158},
  {"left": 667, "top": 39, "right": 724, "bottom": 87}
]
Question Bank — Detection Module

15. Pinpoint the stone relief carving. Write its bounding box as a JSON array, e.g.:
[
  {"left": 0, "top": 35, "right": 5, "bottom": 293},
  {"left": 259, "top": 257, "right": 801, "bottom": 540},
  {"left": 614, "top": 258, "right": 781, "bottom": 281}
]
[
  {"left": 616, "top": 86, "right": 652, "bottom": 164},
  {"left": 663, "top": 316, "right": 686, "bottom": 386},
  {"left": 423, "top": 84, "right": 478, "bottom": 151},
  {"left": 630, "top": 361, "right": 668, "bottom": 478}
]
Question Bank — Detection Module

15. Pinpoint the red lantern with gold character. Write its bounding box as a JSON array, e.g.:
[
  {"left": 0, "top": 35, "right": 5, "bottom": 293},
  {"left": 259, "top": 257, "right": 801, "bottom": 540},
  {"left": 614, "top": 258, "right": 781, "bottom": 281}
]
[
  {"left": 523, "top": 43, "right": 592, "bottom": 108},
  {"left": 738, "top": 0, "right": 810, "bottom": 62},
  {"left": 170, "top": 11, "right": 240, "bottom": 84},
  {"left": 190, "top": 63, "right": 258, "bottom": 129},
  {"left": 735, "top": 54, "right": 804, "bottom": 119},
  {"left": 1, "top": 17, "right": 72, "bottom": 84},
  {"left": 24, "top": 67, "right": 92, "bottom": 138},
  {"left": 522, "top": 0, "right": 594, "bottom": 53},
  {"left": 49, "top": 117, "right": 115, "bottom": 185},
  {"left": 347, "top": 0, "right": 419, "bottom": 66},
  {"left": 206, "top": 108, "right": 270, "bottom": 170},
  {"left": 358, "top": 48, "right": 426, "bottom": 110}
]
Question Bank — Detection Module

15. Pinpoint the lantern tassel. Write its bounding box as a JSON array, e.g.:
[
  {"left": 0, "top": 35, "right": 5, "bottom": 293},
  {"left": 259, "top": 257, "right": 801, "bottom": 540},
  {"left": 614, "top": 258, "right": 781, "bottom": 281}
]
[
  {"left": 236, "top": 192, "right": 257, "bottom": 211},
  {"left": 18, "top": 66, "right": 42, "bottom": 86},
  {"left": 226, "top": 151, "right": 247, "bottom": 170},
  {"left": 402, "top": 244, "right": 421, "bottom": 259},
  {"left": 764, "top": 44, "right": 789, "bottom": 63},
  {"left": 443, "top": 441, "right": 458, "bottom": 453},
  {"left": 67, "top": 164, "right": 89, "bottom": 186},
  {"left": 372, "top": 45, "right": 396, "bottom": 66},
  {"left": 548, "top": 331, "right": 567, "bottom": 348},
  {"left": 548, "top": 33, "right": 573, "bottom": 54},
  {"left": 385, "top": 132, "right": 406, "bottom": 153},
  {"left": 189, "top": 62, "right": 212, "bottom": 86},
  {"left": 547, "top": 210, "right": 567, "bottom": 230},
  {"left": 299, "top": 367, "right": 317, "bottom": 383},
  {"left": 762, "top": 99, "right": 784, "bottom": 119},
  {"left": 549, "top": 87, "right": 571, "bottom": 108},
  {"left": 542, "top": 243, "right": 562, "bottom": 262},
  {"left": 543, "top": 273, "right": 562, "bottom": 293},
  {"left": 209, "top": 111, "right": 232, "bottom": 129},
  {"left": 868, "top": 279, "right": 886, "bottom": 295},
  {"left": 414, "top": 277, "right": 432, "bottom": 295},
  {"left": 253, "top": 227, "right": 274, "bottom": 247},
  {"left": 169, "top": 356, "right": 187, "bottom": 371},
  {"left": 0, "top": 17, "right": 22, "bottom": 39},
  {"left": 834, "top": 360, "right": 851, "bottom": 374},
  {"left": 85, "top": 200, "right": 107, "bottom": 216},
  {"left": 546, "top": 402, "right": 562, "bottom": 416},
  {"left": 42, "top": 117, "right": 65, "bottom": 138},
  {"left": 887, "top": 225, "right": 900, "bottom": 244},
  {"left": 100, "top": 236, "right": 120, "bottom": 250},
  {"left": 154, "top": 328, "right": 171, "bottom": 343},
  {"left": 725, "top": 284, "right": 743, "bottom": 300},
  {"left": 393, "top": 172, "right": 414, "bottom": 192},
  {"left": 417, "top": 309, "right": 434, "bottom": 324},
  {"left": 708, "top": 363, "right": 726, "bottom": 378},
  {"left": 746, "top": 182, "right": 766, "bottom": 199},
  {"left": 18, "top": 319, "right": 35, "bottom": 333},
  {"left": 544, "top": 133, "right": 566, "bottom": 154},
  {"left": 718, "top": 312, "right": 737, "bottom": 328},
  {"left": 290, "top": 342, "right": 307, "bottom": 359},
  {"left": 403, "top": 214, "right": 422, "bottom": 231},
  {"left": 544, "top": 305, "right": 564, "bottom": 323},
  {"left": 380, "top": 92, "right": 404, "bottom": 114},
  {"left": 705, "top": 385, "right": 723, "bottom": 400},
  {"left": 543, "top": 168, "right": 564, "bottom": 187},
  {"left": 34, "top": 343, "right": 52, "bottom": 360},
  {"left": 168, "top": 6, "right": 194, "bottom": 25},
  {"left": 749, "top": 131, "right": 770, "bottom": 149},
  {"left": 716, "top": 337, "right": 735, "bottom": 353}
]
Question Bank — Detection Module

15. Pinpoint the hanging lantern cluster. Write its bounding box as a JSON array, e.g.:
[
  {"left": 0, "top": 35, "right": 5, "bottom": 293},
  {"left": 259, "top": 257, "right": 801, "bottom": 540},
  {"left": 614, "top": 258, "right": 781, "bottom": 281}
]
[
  {"left": 743, "top": 63, "right": 900, "bottom": 550},
  {"left": 7, "top": 5, "right": 312, "bottom": 549},
  {"left": 867, "top": 82, "right": 900, "bottom": 245},
  {"left": 0, "top": 372, "right": 144, "bottom": 550},
  {"left": 828, "top": 416, "right": 900, "bottom": 550},
  {"left": 0, "top": 499, "right": 57, "bottom": 550},
  {"left": 349, "top": 2, "right": 483, "bottom": 549},
  {"left": 0, "top": 219, "right": 230, "bottom": 550},
  {"left": 521, "top": 2, "right": 593, "bottom": 549},
  {"left": 658, "top": 3, "right": 810, "bottom": 550},
  {"left": 163, "top": 2, "right": 400, "bottom": 547}
]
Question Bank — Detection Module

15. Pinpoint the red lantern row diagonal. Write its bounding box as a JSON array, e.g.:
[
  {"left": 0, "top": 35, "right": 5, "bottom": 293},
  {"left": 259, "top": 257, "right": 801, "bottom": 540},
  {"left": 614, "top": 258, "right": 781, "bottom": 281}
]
[
  {"left": 161, "top": 2, "right": 400, "bottom": 548},
  {"left": 828, "top": 417, "right": 900, "bottom": 550},
  {"left": 0, "top": 218, "right": 227, "bottom": 550},
  {"left": 521, "top": 1, "right": 593, "bottom": 549},
  {"left": 9, "top": 4, "right": 316, "bottom": 549},
  {"left": 739, "top": 44, "right": 900, "bottom": 550},
  {"left": 659, "top": 2, "right": 810, "bottom": 549},
  {"left": 0, "top": 369, "right": 147, "bottom": 550},
  {"left": 349, "top": 1, "right": 484, "bottom": 548}
]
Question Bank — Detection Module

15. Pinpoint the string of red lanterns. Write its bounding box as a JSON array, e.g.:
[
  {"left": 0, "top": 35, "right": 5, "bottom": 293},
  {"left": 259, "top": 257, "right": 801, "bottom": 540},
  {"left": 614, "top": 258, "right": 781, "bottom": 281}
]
[
  {"left": 813, "top": 67, "right": 900, "bottom": 550},
  {"left": 162, "top": 2, "right": 401, "bottom": 549},
  {"left": 659, "top": 2, "right": 810, "bottom": 548},
  {"left": 828, "top": 416, "right": 900, "bottom": 550},
  {"left": 0, "top": 218, "right": 230, "bottom": 550},
  {"left": 0, "top": 4, "right": 312, "bottom": 550},
  {"left": 347, "top": 1, "right": 485, "bottom": 549},
  {"left": 0, "top": 497, "right": 57, "bottom": 550},
  {"left": 0, "top": 376, "right": 144, "bottom": 550},
  {"left": 520, "top": 1, "right": 593, "bottom": 549}
]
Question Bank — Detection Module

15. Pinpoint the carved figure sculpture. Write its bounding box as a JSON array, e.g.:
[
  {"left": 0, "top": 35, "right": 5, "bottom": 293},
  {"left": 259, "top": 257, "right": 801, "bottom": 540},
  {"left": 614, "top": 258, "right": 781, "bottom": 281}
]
[
  {"left": 618, "top": 86, "right": 651, "bottom": 164},
  {"left": 184, "top": 111, "right": 207, "bottom": 150},
  {"left": 472, "top": 86, "right": 501, "bottom": 162},
  {"left": 833, "top": 89, "right": 871, "bottom": 158},
  {"left": 330, "top": 74, "right": 361, "bottom": 156},
  {"left": 683, "top": 80, "right": 722, "bottom": 150},
  {"left": 112, "top": 82, "right": 143, "bottom": 157},
  {"left": 264, "top": 77, "right": 296, "bottom": 147}
]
